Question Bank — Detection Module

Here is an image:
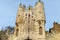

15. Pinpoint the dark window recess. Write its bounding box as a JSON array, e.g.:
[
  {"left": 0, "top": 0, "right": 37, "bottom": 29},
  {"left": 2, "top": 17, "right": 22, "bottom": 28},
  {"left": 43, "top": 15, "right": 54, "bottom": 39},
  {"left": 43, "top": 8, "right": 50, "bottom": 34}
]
[
  {"left": 39, "top": 11, "right": 41, "bottom": 13},
  {"left": 16, "top": 29, "right": 19, "bottom": 36},
  {"left": 32, "top": 16, "right": 33, "bottom": 18},
  {"left": 37, "top": 20, "right": 41, "bottom": 25},
  {"left": 29, "top": 14, "right": 30, "bottom": 17},
  {"left": 49, "top": 29, "right": 52, "bottom": 33},
  {"left": 32, "top": 12, "right": 33, "bottom": 15},
  {"left": 25, "top": 37, "right": 32, "bottom": 40},
  {"left": 29, "top": 8, "right": 30, "bottom": 10},
  {"left": 28, "top": 21, "right": 30, "bottom": 23},
  {"left": 18, "top": 15, "right": 20, "bottom": 16},
  {"left": 34, "top": 19, "right": 35, "bottom": 21},
  {"left": 25, "top": 17, "right": 27, "bottom": 19},
  {"left": 39, "top": 27, "right": 42, "bottom": 35},
  {"left": 26, "top": 14, "right": 27, "bottom": 16},
  {"left": 15, "top": 22, "right": 18, "bottom": 26}
]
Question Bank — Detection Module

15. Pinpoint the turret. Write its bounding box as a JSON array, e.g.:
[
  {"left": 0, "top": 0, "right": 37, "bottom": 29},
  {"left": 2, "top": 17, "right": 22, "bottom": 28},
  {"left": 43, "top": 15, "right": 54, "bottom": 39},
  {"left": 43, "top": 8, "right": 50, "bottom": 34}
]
[
  {"left": 34, "top": 0, "right": 46, "bottom": 40},
  {"left": 34, "top": 0, "right": 45, "bottom": 21},
  {"left": 16, "top": 3, "right": 26, "bottom": 26}
]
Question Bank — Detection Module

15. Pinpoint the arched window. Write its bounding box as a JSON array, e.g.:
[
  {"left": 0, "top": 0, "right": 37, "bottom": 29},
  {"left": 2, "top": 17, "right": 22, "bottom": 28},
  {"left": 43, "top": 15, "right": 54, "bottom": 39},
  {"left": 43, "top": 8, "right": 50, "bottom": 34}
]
[
  {"left": 29, "top": 8, "right": 30, "bottom": 10},
  {"left": 25, "top": 13, "right": 27, "bottom": 19},
  {"left": 37, "top": 20, "right": 41, "bottom": 25},
  {"left": 18, "top": 15, "right": 20, "bottom": 16},
  {"left": 26, "top": 14, "right": 27, "bottom": 16},
  {"left": 16, "top": 29, "right": 19, "bottom": 36},
  {"left": 32, "top": 16, "right": 33, "bottom": 18},
  {"left": 15, "top": 22, "right": 18, "bottom": 26},
  {"left": 25, "top": 37, "right": 32, "bottom": 40},
  {"left": 39, "top": 27, "right": 42, "bottom": 35},
  {"left": 28, "top": 14, "right": 30, "bottom": 17}
]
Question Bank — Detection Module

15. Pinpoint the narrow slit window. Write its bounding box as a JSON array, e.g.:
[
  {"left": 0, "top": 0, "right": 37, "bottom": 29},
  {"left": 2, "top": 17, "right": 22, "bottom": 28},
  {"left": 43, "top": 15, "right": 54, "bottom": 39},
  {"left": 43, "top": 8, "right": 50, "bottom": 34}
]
[
  {"left": 28, "top": 20, "right": 30, "bottom": 23},
  {"left": 16, "top": 29, "right": 19, "bottom": 36},
  {"left": 18, "top": 15, "right": 20, "bottom": 16},
  {"left": 32, "top": 12, "right": 33, "bottom": 15},
  {"left": 39, "top": 27, "right": 42, "bottom": 35},
  {"left": 29, "top": 14, "right": 30, "bottom": 17},
  {"left": 26, "top": 14, "right": 27, "bottom": 16},
  {"left": 32, "top": 16, "right": 33, "bottom": 18},
  {"left": 15, "top": 22, "right": 18, "bottom": 26}
]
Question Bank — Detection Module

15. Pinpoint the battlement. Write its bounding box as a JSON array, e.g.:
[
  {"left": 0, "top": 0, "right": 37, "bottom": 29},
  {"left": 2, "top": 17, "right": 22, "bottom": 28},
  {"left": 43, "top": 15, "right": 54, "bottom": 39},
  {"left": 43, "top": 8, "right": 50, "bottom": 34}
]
[{"left": 49, "top": 22, "right": 60, "bottom": 33}]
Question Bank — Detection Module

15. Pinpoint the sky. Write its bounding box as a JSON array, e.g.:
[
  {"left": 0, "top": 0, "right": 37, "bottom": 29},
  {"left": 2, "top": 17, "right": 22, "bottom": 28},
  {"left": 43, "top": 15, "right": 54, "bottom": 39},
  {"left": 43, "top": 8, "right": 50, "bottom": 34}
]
[{"left": 0, "top": 0, "right": 60, "bottom": 31}]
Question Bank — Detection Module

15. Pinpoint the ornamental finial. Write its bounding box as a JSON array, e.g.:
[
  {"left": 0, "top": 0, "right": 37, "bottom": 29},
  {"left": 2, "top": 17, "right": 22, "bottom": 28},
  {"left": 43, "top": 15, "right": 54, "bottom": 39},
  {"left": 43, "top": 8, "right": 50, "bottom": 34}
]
[
  {"left": 19, "top": 3, "right": 22, "bottom": 6},
  {"left": 38, "top": 0, "right": 41, "bottom": 2}
]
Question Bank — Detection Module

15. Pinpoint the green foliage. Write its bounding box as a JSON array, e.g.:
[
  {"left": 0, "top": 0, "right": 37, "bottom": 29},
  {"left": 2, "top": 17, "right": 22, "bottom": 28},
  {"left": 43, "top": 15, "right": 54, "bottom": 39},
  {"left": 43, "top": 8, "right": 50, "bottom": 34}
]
[{"left": 0, "top": 26, "right": 14, "bottom": 40}]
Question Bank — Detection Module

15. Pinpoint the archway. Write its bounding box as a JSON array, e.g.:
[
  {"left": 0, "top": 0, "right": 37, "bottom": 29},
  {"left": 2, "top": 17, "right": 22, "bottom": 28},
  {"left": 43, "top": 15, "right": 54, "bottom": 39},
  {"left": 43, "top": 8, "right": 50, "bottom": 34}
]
[{"left": 25, "top": 37, "right": 32, "bottom": 40}]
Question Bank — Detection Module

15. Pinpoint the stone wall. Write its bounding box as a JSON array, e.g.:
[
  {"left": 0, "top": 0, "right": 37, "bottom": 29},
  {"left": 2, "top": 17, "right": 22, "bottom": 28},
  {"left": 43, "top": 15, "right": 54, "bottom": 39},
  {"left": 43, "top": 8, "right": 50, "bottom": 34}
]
[{"left": 46, "top": 32, "right": 60, "bottom": 40}]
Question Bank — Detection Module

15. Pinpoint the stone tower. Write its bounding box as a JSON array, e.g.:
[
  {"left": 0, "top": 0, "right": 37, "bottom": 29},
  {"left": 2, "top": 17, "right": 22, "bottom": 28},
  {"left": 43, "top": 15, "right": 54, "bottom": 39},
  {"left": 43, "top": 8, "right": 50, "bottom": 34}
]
[
  {"left": 34, "top": 0, "right": 46, "bottom": 40},
  {"left": 14, "top": 0, "right": 46, "bottom": 40}
]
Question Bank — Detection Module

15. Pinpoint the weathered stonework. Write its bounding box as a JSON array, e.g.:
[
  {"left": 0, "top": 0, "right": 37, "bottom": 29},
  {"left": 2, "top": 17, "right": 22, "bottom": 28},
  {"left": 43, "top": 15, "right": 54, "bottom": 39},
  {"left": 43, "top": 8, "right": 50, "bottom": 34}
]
[
  {"left": 7, "top": 0, "right": 60, "bottom": 40},
  {"left": 8, "top": 0, "right": 46, "bottom": 40},
  {"left": 46, "top": 22, "right": 60, "bottom": 40}
]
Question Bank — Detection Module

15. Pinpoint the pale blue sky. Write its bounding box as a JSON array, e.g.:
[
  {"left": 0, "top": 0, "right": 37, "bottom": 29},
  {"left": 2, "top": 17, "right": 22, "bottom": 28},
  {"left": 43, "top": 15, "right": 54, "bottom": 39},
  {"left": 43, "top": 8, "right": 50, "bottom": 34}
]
[{"left": 0, "top": 0, "right": 60, "bottom": 31}]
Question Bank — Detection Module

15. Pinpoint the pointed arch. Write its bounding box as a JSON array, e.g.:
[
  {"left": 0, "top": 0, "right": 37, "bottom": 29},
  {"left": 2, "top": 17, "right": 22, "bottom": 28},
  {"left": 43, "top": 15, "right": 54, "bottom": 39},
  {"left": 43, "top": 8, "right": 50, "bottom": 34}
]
[
  {"left": 16, "top": 29, "right": 19, "bottom": 36},
  {"left": 39, "top": 27, "right": 42, "bottom": 35}
]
